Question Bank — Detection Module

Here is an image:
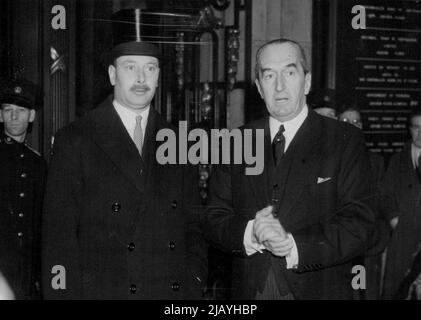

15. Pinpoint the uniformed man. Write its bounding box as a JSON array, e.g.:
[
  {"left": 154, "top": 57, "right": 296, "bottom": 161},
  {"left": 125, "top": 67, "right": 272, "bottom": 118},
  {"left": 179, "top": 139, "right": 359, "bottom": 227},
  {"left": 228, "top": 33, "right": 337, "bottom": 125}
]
[{"left": 0, "top": 78, "right": 47, "bottom": 299}]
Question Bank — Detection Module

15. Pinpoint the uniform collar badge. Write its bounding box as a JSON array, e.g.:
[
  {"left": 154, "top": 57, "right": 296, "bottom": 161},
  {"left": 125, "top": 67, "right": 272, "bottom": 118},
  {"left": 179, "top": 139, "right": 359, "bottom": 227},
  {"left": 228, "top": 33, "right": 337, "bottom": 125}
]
[{"left": 14, "top": 86, "right": 22, "bottom": 94}]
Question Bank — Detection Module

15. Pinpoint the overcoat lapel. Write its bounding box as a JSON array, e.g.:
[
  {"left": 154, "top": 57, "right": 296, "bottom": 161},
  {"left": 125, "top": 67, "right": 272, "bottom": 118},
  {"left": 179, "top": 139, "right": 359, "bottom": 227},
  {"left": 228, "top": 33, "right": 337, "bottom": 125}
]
[
  {"left": 91, "top": 100, "right": 146, "bottom": 194},
  {"left": 130, "top": 108, "right": 167, "bottom": 231},
  {"left": 245, "top": 111, "right": 323, "bottom": 218},
  {"left": 275, "top": 110, "right": 322, "bottom": 221}
]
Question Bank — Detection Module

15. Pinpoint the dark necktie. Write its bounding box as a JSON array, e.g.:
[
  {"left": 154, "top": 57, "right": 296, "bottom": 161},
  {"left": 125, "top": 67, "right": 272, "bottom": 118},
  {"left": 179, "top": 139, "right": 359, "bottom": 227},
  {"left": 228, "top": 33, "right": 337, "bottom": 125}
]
[{"left": 272, "top": 125, "right": 285, "bottom": 166}]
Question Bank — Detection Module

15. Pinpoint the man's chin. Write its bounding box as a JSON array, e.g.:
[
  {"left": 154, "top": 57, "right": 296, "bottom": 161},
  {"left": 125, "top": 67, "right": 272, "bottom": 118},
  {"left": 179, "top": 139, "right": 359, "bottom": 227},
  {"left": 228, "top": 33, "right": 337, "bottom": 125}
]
[
  {"left": 126, "top": 100, "right": 151, "bottom": 110},
  {"left": 271, "top": 109, "right": 297, "bottom": 121},
  {"left": 6, "top": 128, "right": 25, "bottom": 137}
]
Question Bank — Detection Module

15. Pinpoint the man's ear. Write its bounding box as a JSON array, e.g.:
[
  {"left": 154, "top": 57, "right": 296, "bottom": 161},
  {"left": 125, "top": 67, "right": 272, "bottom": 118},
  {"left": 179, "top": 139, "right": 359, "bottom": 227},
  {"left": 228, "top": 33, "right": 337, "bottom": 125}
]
[
  {"left": 304, "top": 72, "right": 312, "bottom": 95},
  {"left": 29, "top": 109, "right": 36, "bottom": 123},
  {"left": 255, "top": 79, "right": 263, "bottom": 99},
  {"left": 108, "top": 65, "right": 116, "bottom": 86}
]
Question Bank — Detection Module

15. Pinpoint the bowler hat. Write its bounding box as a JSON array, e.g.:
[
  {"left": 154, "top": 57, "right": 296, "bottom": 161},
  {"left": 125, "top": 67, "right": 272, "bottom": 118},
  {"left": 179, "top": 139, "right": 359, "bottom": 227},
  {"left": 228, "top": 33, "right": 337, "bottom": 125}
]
[
  {"left": 0, "top": 78, "right": 42, "bottom": 110},
  {"left": 102, "top": 8, "right": 163, "bottom": 65}
]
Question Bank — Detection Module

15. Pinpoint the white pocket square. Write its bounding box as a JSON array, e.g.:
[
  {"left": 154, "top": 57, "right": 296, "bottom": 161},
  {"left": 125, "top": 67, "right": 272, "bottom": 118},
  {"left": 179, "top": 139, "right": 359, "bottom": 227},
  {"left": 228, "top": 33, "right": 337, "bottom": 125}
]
[{"left": 317, "top": 177, "right": 331, "bottom": 184}]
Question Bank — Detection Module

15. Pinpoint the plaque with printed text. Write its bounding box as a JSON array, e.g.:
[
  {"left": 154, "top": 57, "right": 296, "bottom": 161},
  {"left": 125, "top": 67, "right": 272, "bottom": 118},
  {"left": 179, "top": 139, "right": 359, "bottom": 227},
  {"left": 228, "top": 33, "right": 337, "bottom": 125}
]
[{"left": 336, "top": 0, "right": 421, "bottom": 156}]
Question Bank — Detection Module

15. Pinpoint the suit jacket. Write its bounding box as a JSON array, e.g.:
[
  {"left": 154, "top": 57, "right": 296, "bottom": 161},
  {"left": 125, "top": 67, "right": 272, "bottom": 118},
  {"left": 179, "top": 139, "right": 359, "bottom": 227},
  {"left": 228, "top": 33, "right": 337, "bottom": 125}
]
[
  {"left": 381, "top": 141, "right": 421, "bottom": 299},
  {"left": 42, "top": 97, "right": 207, "bottom": 299},
  {"left": 369, "top": 153, "right": 385, "bottom": 188},
  {"left": 204, "top": 110, "right": 377, "bottom": 299}
]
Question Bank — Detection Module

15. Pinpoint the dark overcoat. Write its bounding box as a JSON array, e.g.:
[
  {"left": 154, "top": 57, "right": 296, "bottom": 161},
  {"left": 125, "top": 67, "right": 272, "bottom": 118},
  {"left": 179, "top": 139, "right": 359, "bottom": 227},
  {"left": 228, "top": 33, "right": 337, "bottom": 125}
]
[{"left": 42, "top": 98, "right": 207, "bottom": 299}]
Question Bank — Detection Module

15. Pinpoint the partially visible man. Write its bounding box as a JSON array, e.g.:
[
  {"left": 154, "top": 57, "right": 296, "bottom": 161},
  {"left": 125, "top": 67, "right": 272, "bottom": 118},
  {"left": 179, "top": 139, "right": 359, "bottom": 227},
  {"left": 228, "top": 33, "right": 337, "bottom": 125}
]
[
  {"left": 339, "top": 107, "right": 363, "bottom": 130},
  {"left": 339, "top": 107, "right": 384, "bottom": 186},
  {"left": 0, "top": 78, "right": 46, "bottom": 299},
  {"left": 42, "top": 9, "right": 206, "bottom": 299},
  {"left": 381, "top": 108, "right": 421, "bottom": 299},
  {"left": 339, "top": 106, "right": 389, "bottom": 300},
  {"left": 204, "top": 39, "right": 378, "bottom": 299}
]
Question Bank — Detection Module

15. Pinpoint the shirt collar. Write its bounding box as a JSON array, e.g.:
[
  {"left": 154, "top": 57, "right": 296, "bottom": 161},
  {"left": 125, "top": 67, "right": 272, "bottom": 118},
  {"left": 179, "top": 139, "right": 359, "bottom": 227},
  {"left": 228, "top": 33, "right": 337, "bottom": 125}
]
[
  {"left": 112, "top": 100, "right": 150, "bottom": 139},
  {"left": 269, "top": 104, "right": 308, "bottom": 151}
]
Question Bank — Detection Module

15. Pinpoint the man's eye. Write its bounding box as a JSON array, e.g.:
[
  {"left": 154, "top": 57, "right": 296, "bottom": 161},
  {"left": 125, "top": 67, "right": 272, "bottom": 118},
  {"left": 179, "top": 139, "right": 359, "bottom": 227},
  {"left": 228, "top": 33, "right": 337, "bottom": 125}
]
[
  {"left": 146, "top": 65, "right": 157, "bottom": 72},
  {"left": 263, "top": 73, "right": 274, "bottom": 80},
  {"left": 126, "top": 65, "right": 135, "bottom": 71},
  {"left": 285, "top": 70, "right": 296, "bottom": 76}
]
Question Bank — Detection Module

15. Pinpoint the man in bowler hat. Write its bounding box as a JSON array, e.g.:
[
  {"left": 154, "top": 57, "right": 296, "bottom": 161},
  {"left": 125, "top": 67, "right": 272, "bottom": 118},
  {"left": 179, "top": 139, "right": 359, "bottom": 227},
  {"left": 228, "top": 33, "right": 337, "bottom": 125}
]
[
  {"left": 0, "top": 78, "right": 47, "bottom": 299},
  {"left": 42, "top": 9, "right": 207, "bottom": 299}
]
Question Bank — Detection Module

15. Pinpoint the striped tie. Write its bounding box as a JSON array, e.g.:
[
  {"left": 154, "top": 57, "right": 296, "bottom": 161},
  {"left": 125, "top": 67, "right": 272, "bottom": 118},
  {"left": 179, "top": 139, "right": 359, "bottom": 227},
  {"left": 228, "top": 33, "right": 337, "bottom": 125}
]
[{"left": 133, "top": 115, "right": 143, "bottom": 156}]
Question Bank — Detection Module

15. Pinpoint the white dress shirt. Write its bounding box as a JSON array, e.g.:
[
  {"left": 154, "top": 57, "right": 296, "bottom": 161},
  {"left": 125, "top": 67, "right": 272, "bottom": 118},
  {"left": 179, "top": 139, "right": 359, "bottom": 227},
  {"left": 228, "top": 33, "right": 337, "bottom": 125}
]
[
  {"left": 243, "top": 105, "right": 309, "bottom": 269},
  {"left": 411, "top": 143, "right": 421, "bottom": 169},
  {"left": 113, "top": 100, "right": 149, "bottom": 143}
]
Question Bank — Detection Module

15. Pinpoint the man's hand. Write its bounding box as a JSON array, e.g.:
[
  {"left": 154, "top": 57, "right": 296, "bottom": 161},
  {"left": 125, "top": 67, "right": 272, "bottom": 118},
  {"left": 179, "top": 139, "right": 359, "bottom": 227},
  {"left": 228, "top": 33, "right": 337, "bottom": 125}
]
[{"left": 252, "top": 206, "right": 293, "bottom": 257}]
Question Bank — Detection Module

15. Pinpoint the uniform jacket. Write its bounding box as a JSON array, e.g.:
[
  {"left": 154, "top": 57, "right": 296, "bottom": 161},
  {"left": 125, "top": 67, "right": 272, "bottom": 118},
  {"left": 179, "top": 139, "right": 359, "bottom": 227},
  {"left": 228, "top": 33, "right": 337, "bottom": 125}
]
[
  {"left": 42, "top": 98, "right": 207, "bottom": 299},
  {"left": 381, "top": 141, "right": 421, "bottom": 299},
  {"left": 0, "top": 132, "right": 46, "bottom": 299},
  {"left": 204, "top": 110, "right": 378, "bottom": 299}
]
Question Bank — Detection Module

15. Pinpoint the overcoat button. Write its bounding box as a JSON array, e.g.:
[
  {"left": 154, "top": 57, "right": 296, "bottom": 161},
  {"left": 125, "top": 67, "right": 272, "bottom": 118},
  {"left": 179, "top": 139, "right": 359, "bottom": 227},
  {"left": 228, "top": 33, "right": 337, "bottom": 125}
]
[
  {"left": 112, "top": 202, "right": 121, "bottom": 212},
  {"left": 130, "top": 284, "right": 137, "bottom": 294},
  {"left": 21, "top": 173, "right": 27, "bottom": 178},
  {"left": 127, "top": 242, "right": 135, "bottom": 252},
  {"left": 169, "top": 242, "right": 176, "bottom": 250},
  {"left": 171, "top": 282, "right": 180, "bottom": 291},
  {"left": 19, "top": 192, "right": 25, "bottom": 198},
  {"left": 171, "top": 201, "right": 177, "bottom": 209}
]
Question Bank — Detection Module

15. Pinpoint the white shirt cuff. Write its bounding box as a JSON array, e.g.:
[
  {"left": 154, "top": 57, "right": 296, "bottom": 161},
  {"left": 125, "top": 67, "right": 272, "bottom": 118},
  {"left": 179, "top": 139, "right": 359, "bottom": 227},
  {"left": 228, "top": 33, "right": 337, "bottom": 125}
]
[
  {"left": 244, "top": 220, "right": 265, "bottom": 255},
  {"left": 285, "top": 233, "right": 299, "bottom": 269}
]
